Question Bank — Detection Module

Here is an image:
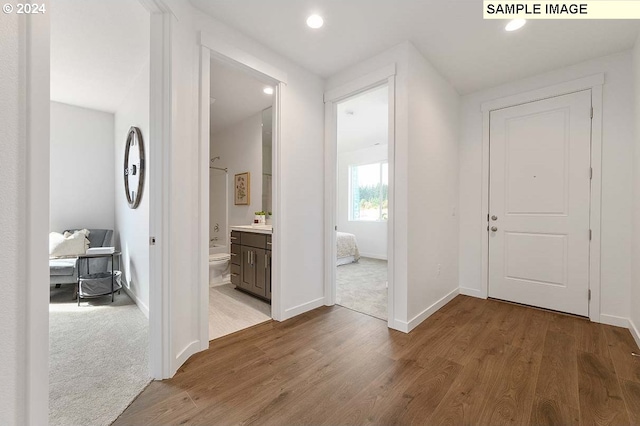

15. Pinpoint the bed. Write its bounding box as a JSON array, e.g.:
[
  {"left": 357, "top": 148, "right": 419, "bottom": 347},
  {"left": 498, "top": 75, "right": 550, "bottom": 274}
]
[{"left": 337, "top": 231, "right": 361, "bottom": 266}]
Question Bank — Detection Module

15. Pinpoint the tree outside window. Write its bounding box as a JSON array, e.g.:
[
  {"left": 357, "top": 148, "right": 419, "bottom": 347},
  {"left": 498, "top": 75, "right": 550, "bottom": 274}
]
[{"left": 349, "top": 162, "right": 388, "bottom": 221}]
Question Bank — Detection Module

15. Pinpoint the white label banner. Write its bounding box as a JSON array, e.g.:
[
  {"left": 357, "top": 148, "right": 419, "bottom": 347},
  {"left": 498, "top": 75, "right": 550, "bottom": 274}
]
[{"left": 484, "top": 1, "right": 640, "bottom": 19}]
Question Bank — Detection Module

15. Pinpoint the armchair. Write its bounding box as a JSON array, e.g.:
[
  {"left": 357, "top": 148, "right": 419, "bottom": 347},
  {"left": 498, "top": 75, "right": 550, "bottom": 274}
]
[{"left": 49, "top": 229, "right": 114, "bottom": 286}]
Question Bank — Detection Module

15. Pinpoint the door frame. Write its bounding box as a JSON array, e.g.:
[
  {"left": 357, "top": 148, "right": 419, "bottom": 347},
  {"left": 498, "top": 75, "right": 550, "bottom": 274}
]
[
  {"left": 323, "top": 64, "right": 396, "bottom": 328},
  {"left": 198, "top": 32, "right": 286, "bottom": 347},
  {"left": 144, "top": 0, "right": 174, "bottom": 380},
  {"left": 22, "top": 2, "right": 174, "bottom": 423},
  {"left": 480, "top": 73, "right": 604, "bottom": 322}
]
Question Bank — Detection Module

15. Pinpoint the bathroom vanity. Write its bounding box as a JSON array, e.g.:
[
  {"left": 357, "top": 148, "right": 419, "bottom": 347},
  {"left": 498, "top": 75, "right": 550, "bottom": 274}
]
[{"left": 230, "top": 226, "right": 272, "bottom": 301}]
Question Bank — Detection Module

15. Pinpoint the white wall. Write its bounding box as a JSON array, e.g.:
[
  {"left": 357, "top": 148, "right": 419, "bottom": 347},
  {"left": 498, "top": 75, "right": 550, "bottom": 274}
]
[
  {"left": 326, "top": 42, "right": 460, "bottom": 331},
  {"left": 337, "top": 145, "right": 388, "bottom": 259},
  {"left": 211, "top": 112, "right": 263, "bottom": 230},
  {"left": 459, "top": 51, "right": 634, "bottom": 323},
  {"left": 50, "top": 102, "right": 115, "bottom": 232},
  {"left": 631, "top": 38, "right": 640, "bottom": 345},
  {"left": 406, "top": 44, "right": 460, "bottom": 326},
  {"left": 114, "top": 60, "right": 150, "bottom": 317}
]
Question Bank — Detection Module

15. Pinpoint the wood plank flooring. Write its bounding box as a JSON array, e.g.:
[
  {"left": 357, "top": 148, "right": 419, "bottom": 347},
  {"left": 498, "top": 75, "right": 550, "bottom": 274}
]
[{"left": 114, "top": 295, "right": 640, "bottom": 425}]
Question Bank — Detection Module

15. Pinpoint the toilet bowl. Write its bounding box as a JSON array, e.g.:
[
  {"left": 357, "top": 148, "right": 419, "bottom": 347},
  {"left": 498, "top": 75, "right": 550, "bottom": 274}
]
[{"left": 209, "top": 251, "right": 231, "bottom": 286}]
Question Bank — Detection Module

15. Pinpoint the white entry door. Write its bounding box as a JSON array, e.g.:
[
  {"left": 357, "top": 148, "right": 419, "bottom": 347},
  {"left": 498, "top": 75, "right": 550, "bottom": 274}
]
[{"left": 488, "top": 90, "right": 592, "bottom": 316}]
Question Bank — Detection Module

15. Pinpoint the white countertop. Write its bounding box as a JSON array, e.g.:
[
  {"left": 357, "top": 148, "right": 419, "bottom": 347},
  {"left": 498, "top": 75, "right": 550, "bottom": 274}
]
[{"left": 230, "top": 225, "right": 273, "bottom": 235}]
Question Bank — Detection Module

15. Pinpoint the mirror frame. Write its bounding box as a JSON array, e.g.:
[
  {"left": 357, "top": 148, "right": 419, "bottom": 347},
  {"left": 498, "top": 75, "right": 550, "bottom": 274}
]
[{"left": 124, "top": 126, "right": 145, "bottom": 209}]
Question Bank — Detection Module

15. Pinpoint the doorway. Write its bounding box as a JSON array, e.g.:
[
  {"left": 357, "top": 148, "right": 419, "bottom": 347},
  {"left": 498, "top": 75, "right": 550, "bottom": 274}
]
[
  {"left": 325, "top": 66, "right": 396, "bottom": 325},
  {"left": 49, "top": 1, "right": 153, "bottom": 425},
  {"left": 206, "top": 58, "right": 273, "bottom": 340},
  {"left": 332, "top": 85, "right": 390, "bottom": 320},
  {"left": 198, "top": 35, "right": 285, "bottom": 344},
  {"left": 487, "top": 90, "right": 593, "bottom": 316}
]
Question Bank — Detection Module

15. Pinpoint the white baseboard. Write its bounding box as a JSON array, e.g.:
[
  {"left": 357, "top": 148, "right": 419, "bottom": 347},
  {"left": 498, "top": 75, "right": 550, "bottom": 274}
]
[
  {"left": 459, "top": 287, "right": 484, "bottom": 299},
  {"left": 283, "top": 297, "right": 325, "bottom": 321},
  {"left": 395, "top": 288, "right": 459, "bottom": 333},
  {"left": 173, "top": 340, "right": 200, "bottom": 376},
  {"left": 629, "top": 318, "right": 640, "bottom": 350},
  {"left": 387, "top": 318, "right": 404, "bottom": 332},
  {"left": 599, "top": 314, "right": 629, "bottom": 328},
  {"left": 122, "top": 286, "right": 149, "bottom": 319},
  {"left": 359, "top": 252, "right": 387, "bottom": 261}
]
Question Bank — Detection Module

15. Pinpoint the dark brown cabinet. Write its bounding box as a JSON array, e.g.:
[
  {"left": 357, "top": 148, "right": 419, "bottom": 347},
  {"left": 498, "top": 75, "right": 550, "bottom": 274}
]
[{"left": 230, "top": 230, "right": 272, "bottom": 301}]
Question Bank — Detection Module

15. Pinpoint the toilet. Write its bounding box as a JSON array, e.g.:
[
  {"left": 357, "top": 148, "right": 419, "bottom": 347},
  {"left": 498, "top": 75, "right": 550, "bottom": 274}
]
[{"left": 209, "top": 250, "right": 231, "bottom": 286}]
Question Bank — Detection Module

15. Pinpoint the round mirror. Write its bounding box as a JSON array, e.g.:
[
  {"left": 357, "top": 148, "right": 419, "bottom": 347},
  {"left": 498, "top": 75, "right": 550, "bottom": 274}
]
[{"left": 124, "top": 126, "right": 145, "bottom": 209}]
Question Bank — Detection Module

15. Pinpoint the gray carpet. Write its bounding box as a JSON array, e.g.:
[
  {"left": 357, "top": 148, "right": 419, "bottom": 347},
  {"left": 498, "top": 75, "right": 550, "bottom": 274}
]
[
  {"left": 49, "top": 285, "right": 150, "bottom": 426},
  {"left": 336, "top": 257, "right": 388, "bottom": 320}
]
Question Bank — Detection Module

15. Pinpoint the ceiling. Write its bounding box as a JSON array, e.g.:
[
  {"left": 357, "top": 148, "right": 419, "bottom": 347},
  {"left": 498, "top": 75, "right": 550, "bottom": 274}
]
[
  {"left": 210, "top": 59, "right": 274, "bottom": 134},
  {"left": 337, "top": 85, "right": 388, "bottom": 153},
  {"left": 51, "top": 0, "right": 149, "bottom": 113},
  {"left": 190, "top": 0, "right": 640, "bottom": 94}
]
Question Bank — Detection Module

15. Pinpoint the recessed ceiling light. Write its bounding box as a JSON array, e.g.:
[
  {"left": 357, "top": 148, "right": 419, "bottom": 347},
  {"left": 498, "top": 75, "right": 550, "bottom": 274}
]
[
  {"left": 505, "top": 19, "right": 526, "bottom": 32},
  {"left": 306, "top": 14, "right": 324, "bottom": 29},
  {"left": 263, "top": 87, "right": 274, "bottom": 95}
]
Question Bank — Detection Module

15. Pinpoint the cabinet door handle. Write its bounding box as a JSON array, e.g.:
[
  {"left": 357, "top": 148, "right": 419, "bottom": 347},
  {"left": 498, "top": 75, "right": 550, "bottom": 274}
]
[
  {"left": 265, "top": 254, "right": 268, "bottom": 269},
  {"left": 230, "top": 273, "right": 239, "bottom": 277}
]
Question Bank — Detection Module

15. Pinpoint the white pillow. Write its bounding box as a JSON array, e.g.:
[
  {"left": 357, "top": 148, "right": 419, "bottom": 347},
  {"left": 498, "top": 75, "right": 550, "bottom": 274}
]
[
  {"left": 49, "top": 230, "right": 90, "bottom": 258},
  {"left": 63, "top": 228, "right": 90, "bottom": 239}
]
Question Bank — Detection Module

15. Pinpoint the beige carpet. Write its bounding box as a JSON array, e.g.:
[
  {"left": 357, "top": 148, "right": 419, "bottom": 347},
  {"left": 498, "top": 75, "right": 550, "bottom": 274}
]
[
  {"left": 336, "top": 257, "right": 388, "bottom": 320},
  {"left": 49, "top": 285, "right": 150, "bottom": 426},
  {"left": 209, "top": 283, "right": 271, "bottom": 341}
]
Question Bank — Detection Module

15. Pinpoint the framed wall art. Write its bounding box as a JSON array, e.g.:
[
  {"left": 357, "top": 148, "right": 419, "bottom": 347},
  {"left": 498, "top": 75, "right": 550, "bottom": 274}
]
[{"left": 234, "top": 172, "right": 250, "bottom": 205}]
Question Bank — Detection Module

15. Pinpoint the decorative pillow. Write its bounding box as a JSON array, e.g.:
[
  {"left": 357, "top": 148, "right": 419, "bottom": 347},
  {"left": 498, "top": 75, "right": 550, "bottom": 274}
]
[
  {"left": 63, "top": 228, "right": 90, "bottom": 239},
  {"left": 49, "top": 230, "right": 90, "bottom": 258}
]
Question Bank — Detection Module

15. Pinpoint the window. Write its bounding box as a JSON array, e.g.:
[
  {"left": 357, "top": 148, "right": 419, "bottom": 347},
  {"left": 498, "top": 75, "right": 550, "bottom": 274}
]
[{"left": 349, "top": 162, "right": 388, "bottom": 221}]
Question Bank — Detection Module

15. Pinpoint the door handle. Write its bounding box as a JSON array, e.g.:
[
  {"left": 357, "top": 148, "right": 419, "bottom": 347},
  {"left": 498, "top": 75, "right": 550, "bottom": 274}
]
[
  {"left": 491, "top": 215, "right": 498, "bottom": 221},
  {"left": 265, "top": 254, "right": 268, "bottom": 269},
  {"left": 491, "top": 226, "right": 498, "bottom": 232}
]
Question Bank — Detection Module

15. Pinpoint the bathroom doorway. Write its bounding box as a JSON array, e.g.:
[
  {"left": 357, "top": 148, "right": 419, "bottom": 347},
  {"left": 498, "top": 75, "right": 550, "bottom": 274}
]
[{"left": 206, "top": 58, "right": 274, "bottom": 340}]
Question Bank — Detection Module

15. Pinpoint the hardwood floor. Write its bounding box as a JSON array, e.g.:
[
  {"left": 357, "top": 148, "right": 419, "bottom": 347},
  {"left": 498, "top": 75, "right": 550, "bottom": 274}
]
[{"left": 114, "top": 295, "right": 640, "bottom": 425}]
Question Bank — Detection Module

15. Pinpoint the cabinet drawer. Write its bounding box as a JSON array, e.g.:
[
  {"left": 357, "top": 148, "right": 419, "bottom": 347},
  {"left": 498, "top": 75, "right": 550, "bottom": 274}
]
[
  {"left": 230, "top": 231, "right": 242, "bottom": 245},
  {"left": 230, "top": 243, "right": 241, "bottom": 265},
  {"left": 230, "top": 264, "right": 240, "bottom": 285},
  {"left": 241, "top": 232, "right": 267, "bottom": 249},
  {"left": 266, "top": 235, "right": 272, "bottom": 251}
]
